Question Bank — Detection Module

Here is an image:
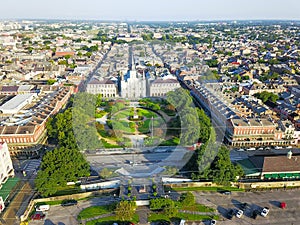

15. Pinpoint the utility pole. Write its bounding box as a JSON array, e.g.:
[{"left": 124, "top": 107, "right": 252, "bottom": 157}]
[{"left": 151, "top": 116, "right": 154, "bottom": 138}]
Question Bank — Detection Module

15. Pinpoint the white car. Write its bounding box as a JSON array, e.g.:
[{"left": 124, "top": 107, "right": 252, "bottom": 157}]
[
  {"left": 261, "top": 207, "right": 270, "bottom": 217},
  {"left": 247, "top": 147, "right": 256, "bottom": 151},
  {"left": 237, "top": 148, "right": 245, "bottom": 152},
  {"left": 236, "top": 210, "right": 243, "bottom": 218},
  {"left": 210, "top": 219, "right": 217, "bottom": 225}
]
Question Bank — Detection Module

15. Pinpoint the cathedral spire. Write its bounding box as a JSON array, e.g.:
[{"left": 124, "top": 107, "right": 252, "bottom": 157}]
[{"left": 131, "top": 53, "right": 135, "bottom": 71}]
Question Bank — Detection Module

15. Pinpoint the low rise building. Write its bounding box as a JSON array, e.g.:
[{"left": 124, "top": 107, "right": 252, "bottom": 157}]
[
  {"left": 149, "top": 78, "right": 180, "bottom": 97},
  {"left": 86, "top": 77, "right": 117, "bottom": 98}
]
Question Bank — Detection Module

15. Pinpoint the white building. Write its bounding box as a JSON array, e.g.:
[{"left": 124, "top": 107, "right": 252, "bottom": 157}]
[
  {"left": 0, "top": 142, "right": 14, "bottom": 184},
  {"left": 150, "top": 78, "right": 180, "bottom": 97},
  {"left": 120, "top": 65, "right": 147, "bottom": 99},
  {"left": 86, "top": 77, "right": 118, "bottom": 98},
  {"left": 0, "top": 93, "right": 37, "bottom": 115}
]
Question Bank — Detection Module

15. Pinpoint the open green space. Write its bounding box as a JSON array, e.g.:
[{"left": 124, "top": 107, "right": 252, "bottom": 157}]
[{"left": 78, "top": 205, "right": 113, "bottom": 220}]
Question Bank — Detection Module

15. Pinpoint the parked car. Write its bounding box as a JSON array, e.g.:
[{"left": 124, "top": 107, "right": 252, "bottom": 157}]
[
  {"left": 210, "top": 219, "right": 217, "bottom": 225},
  {"left": 237, "top": 148, "right": 245, "bottom": 152},
  {"left": 236, "top": 210, "right": 243, "bottom": 218},
  {"left": 247, "top": 147, "right": 256, "bottom": 151},
  {"left": 227, "top": 208, "right": 234, "bottom": 220},
  {"left": 31, "top": 213, "right": 45, "bottom": 220},
  {"left": 219, "top": 190, "right": 231, "bottom": 195},
  {"left": 35, "top": 204, "right": 50, "bottom": 212},
  {"left": 261, "top": 207, "right": 270, "bottom": 217},
  {"left": 280, "top": 202, "right": 287, "bottom": 209},
  {"left": 61, "top": 199, "right": 77, "bottom": 207}
]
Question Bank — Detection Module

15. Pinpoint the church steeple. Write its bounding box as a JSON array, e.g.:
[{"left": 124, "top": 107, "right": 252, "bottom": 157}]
[{"left": 131, "top": 53, "right": 135, "bottom": 71}]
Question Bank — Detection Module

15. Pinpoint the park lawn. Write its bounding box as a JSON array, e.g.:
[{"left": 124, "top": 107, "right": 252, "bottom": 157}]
[
  {"left": 113, "top": 108, "right": 133, "bottom": 119},
  {"left": 137, "top": 108, "right": 157, "bottom": 118},
  {"left": 138, "top": 117, "right": 164, "bottom": 133},
  {"left": 138, "top": 119, "right": 151, "bottom": 133},
  {"left": 169, "top": 186, "right": 244, "bottom": 192},
  {"left": 112, "top": 121, "right": 135, "bottom": 134},
  {"left": 78, "top": 205, "right": 112, "bottom": 220}
]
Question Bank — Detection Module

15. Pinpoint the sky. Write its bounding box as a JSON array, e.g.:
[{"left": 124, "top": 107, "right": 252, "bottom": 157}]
[{"left": 0, "top": 0, "right": 300, "bottom": 21}]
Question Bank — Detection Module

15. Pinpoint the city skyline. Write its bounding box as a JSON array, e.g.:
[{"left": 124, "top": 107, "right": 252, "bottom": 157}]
[{"left": 1, "top": 0, "right": 300, "bottom": 21}]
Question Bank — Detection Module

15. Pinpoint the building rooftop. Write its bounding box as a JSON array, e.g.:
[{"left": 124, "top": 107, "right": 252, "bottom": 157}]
[{"left": 0, "top": 93, "right": 36, "bottom": 114}]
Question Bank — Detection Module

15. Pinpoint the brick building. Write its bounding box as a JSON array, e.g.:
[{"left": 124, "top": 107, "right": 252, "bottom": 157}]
[{"left": 0, "top": 86, "right": 73, "bottom": 156}]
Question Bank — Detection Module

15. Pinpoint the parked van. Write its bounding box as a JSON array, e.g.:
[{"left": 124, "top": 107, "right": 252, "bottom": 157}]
[{"left": 35, "top": 204, "right": 50, "bottom": 211}]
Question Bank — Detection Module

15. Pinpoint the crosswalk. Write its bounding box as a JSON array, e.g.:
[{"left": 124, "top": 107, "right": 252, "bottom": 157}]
[{"left": 22, "top": 159, "right": 41, "bottom": 173}]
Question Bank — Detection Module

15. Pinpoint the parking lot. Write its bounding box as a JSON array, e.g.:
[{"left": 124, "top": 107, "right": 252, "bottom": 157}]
[{"left": 193, "top": 189, "right": 300, "bottom": 225}]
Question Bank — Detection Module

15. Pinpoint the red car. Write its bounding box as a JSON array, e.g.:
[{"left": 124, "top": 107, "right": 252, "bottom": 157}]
[
  {"left": 31, "top": 213, "right": 45, "bottom": 220},
  {"left": 280, "top": 202, "right": 287, "bottom": 209}
]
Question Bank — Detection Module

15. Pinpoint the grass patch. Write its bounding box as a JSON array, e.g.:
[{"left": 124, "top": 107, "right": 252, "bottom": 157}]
[
  {"left": 138, "top": 119, "right": 151, "bottom": 133},
  {"left": 52, "top": 185, "right": 81, "bottom": 196},
  {"left": 86, "top": 215, "right": 116, "bottom": 225},
  {"left": 78, "top": 205, "right": 113, "bottom": 220},
  {"left": 159, "top": 137, "right": 179, "bottom": 146},
  {"left": 177, "top": 212, "right": 219, "bottom": 221},
  {"left": 101, "top": 139, "right": 121, "bottom": 148},
  {"left": 170, "top": 186, "right": 244, "bottom": 192},
  {"left": 180, "top": 204, "right": 215, "bottom": 212},
  {"left": 148, "top": 213, "right": 170, "bottom": 222},
  {"left": 85, "top": 213, "right": 139, "bottom": 225},
  {"left": 137, "top": 108, "right": 158, "bottom": 118},
  {"left": 113, "top": 108, "right": 133, "bottom": 119}
]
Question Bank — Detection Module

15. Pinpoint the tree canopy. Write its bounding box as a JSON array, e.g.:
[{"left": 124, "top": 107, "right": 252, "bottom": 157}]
[
  {"left": 254, "top": 91, "right": 279, "bottom": 103},
  {"left": 35, "top": 147, "right": 90, "bottom": 197},
  {"left": 115, "top": 200, "right": 137, "bottom": 221}
]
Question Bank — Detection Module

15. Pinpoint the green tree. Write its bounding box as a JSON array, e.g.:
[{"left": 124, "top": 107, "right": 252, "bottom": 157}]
[
  {"left": 115, "top": 201, "right": 137, "bottom": 221},
  {"left": 99, "top": 168, "right": 112, "bottom": 179},
  {"left": 163, "top": 200, "right": 178, "bottom": 218},
  {"left": 205, "top": 146, "right": 244, "bottom": 185},
  {"left": 180, "top": 192, "right": 195, "bottom": 207},
  {"left": 35, "top": 147, "right": 90, "bottom": 197}
]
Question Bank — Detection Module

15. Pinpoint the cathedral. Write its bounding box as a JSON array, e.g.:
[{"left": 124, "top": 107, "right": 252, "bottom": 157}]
[{"left": 120, "top": 54, "right": 147, "bottom": 99}]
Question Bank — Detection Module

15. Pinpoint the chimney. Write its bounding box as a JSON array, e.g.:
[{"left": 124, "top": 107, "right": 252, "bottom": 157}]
[{"left": 287, "top": 150, "right": 292, "bottom": 159}]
